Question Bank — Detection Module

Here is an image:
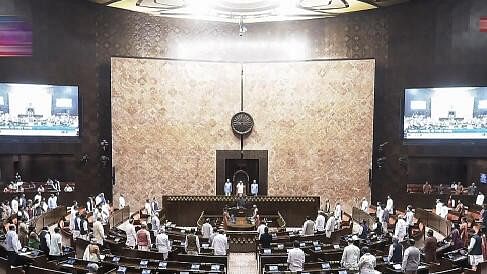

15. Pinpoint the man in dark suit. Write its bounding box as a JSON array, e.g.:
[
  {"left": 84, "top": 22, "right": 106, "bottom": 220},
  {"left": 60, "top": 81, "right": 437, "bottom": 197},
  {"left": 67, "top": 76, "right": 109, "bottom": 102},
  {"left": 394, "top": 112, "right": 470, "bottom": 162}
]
[{"left": 423, "top": 230, "right": 437, "bottom": 263}]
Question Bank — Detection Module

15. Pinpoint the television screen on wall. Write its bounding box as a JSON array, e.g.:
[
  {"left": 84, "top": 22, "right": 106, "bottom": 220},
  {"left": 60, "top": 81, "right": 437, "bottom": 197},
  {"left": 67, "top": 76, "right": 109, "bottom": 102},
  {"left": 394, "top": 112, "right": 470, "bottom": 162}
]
[
  {"left": 403, "top": 87, "right": 487, "bottom": 140},
  {"left": 0, "top": 83, "right": 79, "bottom": 137}
]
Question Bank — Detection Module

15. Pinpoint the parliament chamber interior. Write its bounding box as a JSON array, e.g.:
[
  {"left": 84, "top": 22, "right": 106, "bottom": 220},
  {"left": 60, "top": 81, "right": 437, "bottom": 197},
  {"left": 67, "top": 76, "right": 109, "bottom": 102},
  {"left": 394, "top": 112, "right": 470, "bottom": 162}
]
[{"left": 0, "top": 0, "right": 486, "bottom": 273}]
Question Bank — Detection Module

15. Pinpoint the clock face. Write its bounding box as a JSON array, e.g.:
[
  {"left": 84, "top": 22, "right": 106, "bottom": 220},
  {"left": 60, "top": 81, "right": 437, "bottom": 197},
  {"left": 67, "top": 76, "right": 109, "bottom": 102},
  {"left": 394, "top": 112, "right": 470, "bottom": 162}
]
[{"left": 231, "top": 112, "right": 254, "bottom": 135}]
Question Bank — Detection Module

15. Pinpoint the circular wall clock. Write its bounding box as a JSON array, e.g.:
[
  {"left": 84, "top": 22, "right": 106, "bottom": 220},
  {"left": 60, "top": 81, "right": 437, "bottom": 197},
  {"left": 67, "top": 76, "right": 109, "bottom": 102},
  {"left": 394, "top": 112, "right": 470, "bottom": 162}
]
[{"left": 231, "top": 111, "right": 254, "bottom": 135}]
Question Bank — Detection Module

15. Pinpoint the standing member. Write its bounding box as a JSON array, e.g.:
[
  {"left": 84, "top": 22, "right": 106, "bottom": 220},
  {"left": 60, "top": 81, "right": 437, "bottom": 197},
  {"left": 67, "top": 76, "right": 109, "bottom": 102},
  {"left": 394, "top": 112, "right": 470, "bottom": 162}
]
[
  {"left": 125, "top": 219, "right": 137, "bottom": 249},
  {"left": 402, "top": 239, "right": 420, "bottom": 274},
  {"left": 212, "top": 230, "right": 228, "bottom": 255},
  {"left": 185, "top": 229, "right": 200, "bottom": 255},
  {"left": 468, "top": 226, "right": 484, "bottom": 271},
  {"left": 201, "top": 219, "right": 213, "bottom": 239},
  {"left": 360, "top": 197, "right": 369, "bottom": 212},
  {"left": 341, "top": 239, "right": 360, "bottom": 272},
  {"left": 224, "top": 179, "right": 232, "bottom": 196},
  {"left": 423, "top": 230, "right": 437, "bottom": 263},
  {"left": 119, "top": 194, "right": 126, "bottom": 209},
  {"left": 156, "top": 228, "right": 171, "bottom": 260},
  {"left": 136, "top": 224, "right": 151, "bottom": 251},
  {"left": 325, "top": 214, "right": 336, "bottom": 238},
  {"left": 287, "top": 240, "right": 305, "bottom": 272},
  {"left": 315, "top": 211, "right": 326, "bottom": 233},
  {"left": 236, "top": 181, "right": 244, "bottom": 196},
  {"left": 302, "top": 216, "right": 315, "bottom": 236},
  {"left": 92, "top": 217, "right": 105, "bottom": 245},
  {"left": 5, "top": 224, "right": 21, "bottom": 265},
  {"left": 250, "top": 180, "right": 258, "bottom": 196},
  {"left": 49, "top": 227, "right": 62, "bottom": 260}
]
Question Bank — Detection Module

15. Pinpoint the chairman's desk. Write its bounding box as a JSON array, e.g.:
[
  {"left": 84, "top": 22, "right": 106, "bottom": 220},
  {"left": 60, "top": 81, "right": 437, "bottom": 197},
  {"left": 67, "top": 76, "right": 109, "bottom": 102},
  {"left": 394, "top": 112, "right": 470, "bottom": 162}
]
[{"left": 162, "top": 196, "right": 320, "bottom": 227}]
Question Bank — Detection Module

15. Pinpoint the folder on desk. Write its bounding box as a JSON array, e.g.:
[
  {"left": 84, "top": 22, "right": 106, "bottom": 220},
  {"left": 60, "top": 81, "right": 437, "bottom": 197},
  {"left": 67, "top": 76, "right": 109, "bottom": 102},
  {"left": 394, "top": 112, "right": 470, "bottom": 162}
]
[
  {"left": 116, "top": 266, "right": 126, "bottom": 274},
  {"left": 112, "top": 256, "right": 120, "bottom": 263},
  {"left": 140, "top": 260, "right": 148, "bottom": 267},
  {"left": 268, "top": 265, "right": 278, "bottom": 271},
  {"left": 321, "top": 262, "right": 330, "bottom": 269},
  {"left": 158, "top": 262, "right": 167, "bottom": 269},
  {"left": 313, "top": 241, "right": 319, "bottom": 246},
  {"left": 191, "top": 264, "right": 200, "bottom": 270},
  {"left": 211, "top": 265, "right": 220, "bottom": 271},
  {"left": 141, "top": 269, "right": 151, "bottom": 274}
]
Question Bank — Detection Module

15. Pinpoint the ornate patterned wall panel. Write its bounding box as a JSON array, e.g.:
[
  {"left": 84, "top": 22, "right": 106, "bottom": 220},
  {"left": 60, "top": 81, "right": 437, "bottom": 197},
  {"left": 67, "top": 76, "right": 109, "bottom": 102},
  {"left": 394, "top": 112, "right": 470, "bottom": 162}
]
[
  {"left": 244, "top": 60, "right": 374, "bottom": 211},
  {"left": 111, "top": 58, "right": 241, "bottom": 208},
  {"left": 112, "top": 58, "right": 374, "bottom": 210}
]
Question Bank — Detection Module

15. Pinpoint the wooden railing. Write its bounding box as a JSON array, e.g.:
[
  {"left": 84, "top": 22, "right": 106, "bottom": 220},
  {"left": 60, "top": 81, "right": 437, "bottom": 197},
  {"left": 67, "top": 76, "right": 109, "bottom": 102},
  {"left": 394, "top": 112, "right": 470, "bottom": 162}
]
[
  {"left": 351, "top": 207, "right": 376, "bottom": 227},
  {"left": 30, "top": 206, "right": 67, "bottom": 232},
  {"left": 415, "top": 208, "right": 452, "bottom": 237},
  {"left": 109, "top": 206, "right": 131, "bottom": 230}
]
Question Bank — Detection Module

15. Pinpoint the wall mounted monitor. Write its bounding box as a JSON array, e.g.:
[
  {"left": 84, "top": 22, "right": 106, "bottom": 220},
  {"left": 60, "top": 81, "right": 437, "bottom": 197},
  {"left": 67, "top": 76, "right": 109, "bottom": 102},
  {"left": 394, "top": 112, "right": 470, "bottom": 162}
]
[
  {"left": 0, "top": 83, "right": 79, "bottom": 137},
  {"left": 403, "top": 87, "right": 487, "bottom": 140}
]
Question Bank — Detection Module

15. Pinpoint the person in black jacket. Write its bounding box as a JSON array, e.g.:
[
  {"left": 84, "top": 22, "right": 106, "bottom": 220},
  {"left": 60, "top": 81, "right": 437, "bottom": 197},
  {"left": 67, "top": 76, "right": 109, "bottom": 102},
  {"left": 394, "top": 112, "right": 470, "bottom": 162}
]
[
  {"left": 39, "top": 226, "right": 50, "bottom": 255},
  {"left": 259, "top": 226, "right": 272, "bottom": 249}
]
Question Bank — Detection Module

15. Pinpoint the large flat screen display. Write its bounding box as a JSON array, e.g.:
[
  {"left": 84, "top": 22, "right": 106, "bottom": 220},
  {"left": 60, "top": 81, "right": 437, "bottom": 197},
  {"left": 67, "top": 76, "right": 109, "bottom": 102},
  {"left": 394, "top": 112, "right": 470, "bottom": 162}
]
[
  {"left": 404, "top": 87, "right": 487, "bottom": 140},
  {"left": 0, "top": 83, "right": 79, "bottom": 137}
]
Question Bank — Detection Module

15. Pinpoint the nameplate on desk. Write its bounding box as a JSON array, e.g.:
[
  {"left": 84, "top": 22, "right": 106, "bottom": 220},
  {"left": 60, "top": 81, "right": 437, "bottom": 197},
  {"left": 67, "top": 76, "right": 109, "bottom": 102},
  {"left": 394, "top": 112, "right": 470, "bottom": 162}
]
[
  {"left": 313, "top": 241, "right": 319, "bottom": 246},
  {"left": 158, "top": 262, "right": 167, "bottom": 269},
  {"left": 211, "top": 265, "right": 220, "bottom": 271},
  {"left": 141, "top": 269, "right": 151, "bottom": 274},
  {"left": 321, "top": 263, "right": 330, "bottom": 269},
  {"left": 116, "top": 266, "right": 127, "bottom": 274},
  {"left": 338, "top": 271, "right": 347, "bottom": 274},
  {"left": 300, "top": 242, "right": 306, "bottom": 247},
  {"left": 112, "top": 256, "right": 120, "bottom": 263},
  {"left": 277, "top": 244, "right": 284, "bottom": 250},
  {"left": 66, "top": 258, "right": 76, "bottom": 265},
  {"left": 263, "top": 249, "right": 271, "bottom": 254},
  {"left": 181, "top": 229, "right": 185, "bottom": 233},
  {"left": 393, "top": 264, "right": 401, "bottom": 270},
  {"left": 140, "top": 260, "right": 148, "bottom": 267},
  {"left": 268, "top": 265, "right": 278, "bottom": 271},
  {"left": 191, "top": 264, "right": 200, "bottom": 270},
  {"left": 314, "top": 246, "right": 322, "bottom": 251},
  {"left": 288, "top": 231, "right": 294, "bottom": 236},
  {"left": 333, "top": 244, "right": 340, "bottom": 249},
  {"left": 180, "top": 272, "right": 190, "bottom": 274},
  {"left": 272, "top": 233, "right": 277, "bottom": 238},
  {"left": 31, "top": 250, "right": 40, "bottom": 256}
]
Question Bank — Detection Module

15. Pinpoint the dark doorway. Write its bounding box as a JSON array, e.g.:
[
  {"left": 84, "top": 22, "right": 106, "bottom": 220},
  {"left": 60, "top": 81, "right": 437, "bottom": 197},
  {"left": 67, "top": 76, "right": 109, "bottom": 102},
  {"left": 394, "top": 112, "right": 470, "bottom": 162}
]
[
  {"left": 224, "top": 159, "right": 259, "bottom": 195},
  {"left": 216, "top": 150, "right": 268, "bottom": 196}
]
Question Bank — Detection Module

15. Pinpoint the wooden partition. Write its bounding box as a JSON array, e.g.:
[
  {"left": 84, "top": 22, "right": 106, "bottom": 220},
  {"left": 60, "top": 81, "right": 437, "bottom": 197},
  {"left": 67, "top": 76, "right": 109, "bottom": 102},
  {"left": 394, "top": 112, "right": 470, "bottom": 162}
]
[
  {"left": 109, "top": 206, "right": 130, "bottom": 229},
  {"left": 31, "top": 206, "right": 67, "bottom": 232},
  {"left": 415, "top": 208, "right": 452, "bottom": 237},
  {"left": 161, "top": 196, "right": 320, "bottom": 227},
  {"left": 352, "top": 207, "right": 376, "bottom": 227}
]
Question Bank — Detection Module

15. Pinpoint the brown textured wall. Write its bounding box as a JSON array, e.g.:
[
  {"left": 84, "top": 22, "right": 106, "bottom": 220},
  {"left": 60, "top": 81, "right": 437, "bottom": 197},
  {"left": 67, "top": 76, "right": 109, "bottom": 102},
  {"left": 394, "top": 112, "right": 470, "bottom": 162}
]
[{"left": 112, "top": 58, "right": 374, "bottom": 210}]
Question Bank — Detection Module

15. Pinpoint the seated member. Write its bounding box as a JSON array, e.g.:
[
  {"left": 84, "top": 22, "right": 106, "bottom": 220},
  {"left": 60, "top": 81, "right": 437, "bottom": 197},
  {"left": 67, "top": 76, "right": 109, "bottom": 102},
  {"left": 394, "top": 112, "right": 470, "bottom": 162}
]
[{"left": 287, "top": 240, "right": 305, "bottom": 272}]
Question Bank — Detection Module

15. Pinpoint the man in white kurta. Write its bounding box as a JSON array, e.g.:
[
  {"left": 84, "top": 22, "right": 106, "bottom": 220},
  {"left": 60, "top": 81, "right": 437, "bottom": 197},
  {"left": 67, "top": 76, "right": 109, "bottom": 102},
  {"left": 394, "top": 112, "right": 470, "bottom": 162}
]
[
  {"left": 125, "top": 219, "right": 137, "bottom": 249},
  {"left": 386, "top": 196, "right": 394, "bottom": 214},
  {"left": 287, "top": 241, "right": 305, "bottom": 272},
  {"left": 156, "top": 229, "right": 171, "bottom": 260},
  {"left": 325, "top": 215, "right": 336, "bottom": 238},
  {"left": 334, "top": 202, "right": 342, "bottom": 228},
  {"left": 201, "top": 219, "right": 213, "bottom": 239},
  {"left": 360, "top": 198, "right": 369, "bottom": 212},
  {"left": 211, "top": 230, "right": 228, "bottom": 255},
  {"left": 119, "top": 195, "right": 126, "bottom": 209},
  {"left": 315, "top": 211, "right": 326, "bottom": 233},
  {"left": 236, "top": 181, "right": 244, "bottom": 196},
  {"left": 93, "top": 218, "right": 105, "bottom": 245},
  {"left": 394, "top": 216, "right": 408, "bottom": 241}
]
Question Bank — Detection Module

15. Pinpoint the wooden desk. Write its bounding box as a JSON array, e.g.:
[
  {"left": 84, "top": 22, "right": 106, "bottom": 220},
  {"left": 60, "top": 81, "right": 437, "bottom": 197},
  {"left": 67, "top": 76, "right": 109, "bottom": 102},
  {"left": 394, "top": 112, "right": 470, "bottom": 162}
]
[{"left": 162, "top": 196, "right": 320, "bottom": 227}]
